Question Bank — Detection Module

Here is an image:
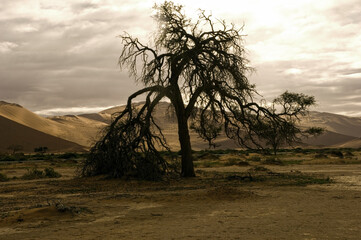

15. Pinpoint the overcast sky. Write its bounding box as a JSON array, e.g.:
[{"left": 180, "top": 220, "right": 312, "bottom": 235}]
[{"left": 1, "top": 0, "right": 360, "bottom": 117}]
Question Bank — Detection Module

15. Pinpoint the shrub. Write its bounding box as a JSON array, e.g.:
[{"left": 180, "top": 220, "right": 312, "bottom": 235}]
[
  {"left": 237, "top": 161, "right": 250, "bottom": 166},
  {"left": 44, "top": 168, "right": 62, "bottom": 178},
  {"left": 224, "top": 158, "right": 239, "bottom": 166},
  {"left": 22, "top": 167, "right": 62, "bottom": 179},
  {"left": 248, "top": 166, "right": 270, "bottom": 172},
  {"left": 0, "top": 155, "right": 16, "bottom": 161},
  {"left": 263, "top": 157, "right": 284, "bottom": 165},
  {"left": 329, "top": 150, "right": 344, "bottom": 158},
  {"left": 196, "top": 152, "right": 220, "bottom": 161},
  {"left": 0, "top": 173, "right": 9, "bottom": 182},
  {"left": 58, "top": 152, "right": 78, "bottom": 159},
  {"left": 315, "top": 153, "right": 328, "bottom": 159},
  {"left": 22, "top": 168, "right": 44, "bottom": 180},
  {"left": 248, "top": 155, "right": 261, "bottom": 162},
  {"left": 344, "top": 151, "right": 354, "bottom": 157}
]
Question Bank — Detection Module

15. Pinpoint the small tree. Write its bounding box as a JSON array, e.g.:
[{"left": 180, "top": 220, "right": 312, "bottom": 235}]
[
  {"left": 34, "top": 146, "right": 48, "bottom": 154},
  {"left": 250, "top": 91, "right": 324, "bottom": 155},
  {"left": 82, "top": 1, "right": 318, "bottom": 179},
  {"left": 7, "top": 144, "right": 23, "bottom": 155}
]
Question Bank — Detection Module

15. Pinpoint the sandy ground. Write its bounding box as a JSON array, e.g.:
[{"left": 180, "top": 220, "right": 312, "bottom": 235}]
[{"left": 1, "top": 161, "right": 361, "bottom": 240}]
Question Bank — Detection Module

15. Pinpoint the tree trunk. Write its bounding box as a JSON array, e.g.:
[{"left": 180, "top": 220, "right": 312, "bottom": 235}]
[
  {"left": 177, "top": 113, "right": 195, "bottom": 177},
  {"left": 169, "top": 81, "right": 195, "bottom": 177}
]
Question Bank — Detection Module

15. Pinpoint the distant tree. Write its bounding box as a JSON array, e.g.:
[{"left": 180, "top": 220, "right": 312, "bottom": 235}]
[
  {"left": 34, "top": 146, "right": 48, "bottom": 154},
  {"left": 7, "top": 144, "right": 23, "bottom": 155},
  {"left": 249, "top": 91, "right": 324, "bottom": 155},
  {"left": 82, "top": 1, "right": 318, "bottom": 179}
]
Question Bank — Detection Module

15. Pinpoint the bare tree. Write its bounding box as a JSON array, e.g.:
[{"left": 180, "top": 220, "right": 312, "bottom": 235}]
[{"left": 82, "top": 1, "right": 315, "bottom": 178}]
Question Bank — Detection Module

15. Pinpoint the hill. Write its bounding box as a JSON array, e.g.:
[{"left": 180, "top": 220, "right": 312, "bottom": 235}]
[
  {"left": 302, "top": 130, "right": 358, "bottom": 147},
  {"left": 334, "top": 138, "right": 361, "bottom": 148},
  {"left": 302, "top": 111, "right": 361, "bottom": 138},
  {"left": 0, "top": 101, "right": 106, "bottom": 148},
  {"left": 0, "top": 115, "right": 84, "bottom": 153},
  {"left": 1, "top": 100, "right": 360, "bottom": 151}
]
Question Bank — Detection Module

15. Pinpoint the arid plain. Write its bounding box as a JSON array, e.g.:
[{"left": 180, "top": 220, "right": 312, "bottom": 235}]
[{"left": 1, "top": 151, "right": 361, "bottom": 239}]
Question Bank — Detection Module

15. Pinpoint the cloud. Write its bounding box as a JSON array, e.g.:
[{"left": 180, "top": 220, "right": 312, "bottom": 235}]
[
  {"left": 34, "top": 105, "right": 115, "bottom": 116},
  {"left": 0, "top": 41, "right": 18, "bottom": 52},
  {"left": 0, "top": 0, "right": 360, "bottom": 117}
]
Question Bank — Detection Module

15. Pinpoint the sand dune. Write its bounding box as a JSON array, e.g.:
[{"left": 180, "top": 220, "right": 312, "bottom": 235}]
[
  {"left": 0, "top": 115, "right": 84, "bottom": 153},
  {"left": 48, "top": 115, "right": 107, "bottom": 147},
  {"left": 302, "top": 130, "right": 357, "bottom": 147},
  {"left": 334, "top": 138, "right": 361, "bottom": 148},
  {"left": 0, "top": 101, "right": 106, "bottom": 147},
  {"left": 301, "top": 111, "right": 361, "bottom": 138},
  {"left": 99, "top": 102, "right": 361, "bottom": 149},
  {"left": 1, "top": 100, "right": 360, "bottom": 151}
]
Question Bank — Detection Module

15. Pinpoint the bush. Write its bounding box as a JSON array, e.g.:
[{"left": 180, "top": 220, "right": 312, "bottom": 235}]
[
  {"left": 344, "top": 151, "right": 354, "bottom": 157},
  {"left": 22, "top": 168, "right": 62, "bottom": 180},
  {"left": 237, "top": 161, "right": 250, "bottom": 166},
  {"left": 315, "top": 153, "right": 328, "bottom": 159},
  {"left": 0, "top": 173, "right": 9, "bottom": 182},
  {"left": 224, "top": 158, "right": 239, "bottom": 166},
  {"left": 196, "top": 152, "right": 220, "bottom": 160},
  {"left": 58, "top": 152, "right": 78, "bottom": 159},
  {"left": 0, "top": 155, "right": 16, "bottom": 161},
  {"left": 248, "top": 155, "right": 261, "bottom": 162},
  {"left": 248, "top": 166, "right": 270, "bottom": 172},
  {"left": 263, "top": 157, "right": 284, "bottom": 165},
  {"left": 22, "top": 168, "right": 44, "bottom": 180},
  {"left": 329, "top": 150, "right": 344, "bottom": 158},
  {"left": 44, "top": 168, "right": 62, "bottom": 178}
]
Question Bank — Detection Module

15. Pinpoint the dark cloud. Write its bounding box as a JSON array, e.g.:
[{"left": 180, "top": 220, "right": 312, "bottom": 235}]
[
  {"left": 250, "top": 58, "right": 361, "bottom": 116},
  {"left": 0, "top": 0, "right": 154, "bottom": 113}
]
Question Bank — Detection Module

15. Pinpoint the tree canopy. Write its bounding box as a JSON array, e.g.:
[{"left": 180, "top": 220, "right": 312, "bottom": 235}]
[{"left": 81, "top": 1, "right": 319, "bottom": 179}]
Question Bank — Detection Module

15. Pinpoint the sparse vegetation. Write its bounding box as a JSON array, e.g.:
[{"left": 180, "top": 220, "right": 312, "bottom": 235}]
[
  {"left": 58, "top": 152, "right": 78, "bottom": 159},
  {"left": 44, "top": 167, "right": 62, "bottom": 178},
  {"left": 224, "top": 157, "right": 241, "bottom": 166},
  {"left": 329, "top": 150, "right": 344, "bottom": 158},
  {"left": 275, "top": 173, "right": 332, "bottom": 186},
  {"left": 0, "top": 172, "right": 9, "bottom": 182},
  {"left": 315, "top": 153, "right": 328, "bottom": 159},
  {"left": 22, "top": 168, "right": 44, "bottom": 180},
  {"left": 21, "top": 167, "right": 62, "bottom": 180},
  {"left": 7, "top": 144, "right": 23, "bottom": 154},
  {"left": 248, "top": 155, "right": 262, "bottom": 162},
  {"left": 263, "top": 156, "right": 284, "bottom": 165},
  {"left": 34, "top": 146, "right": 48, "bottom": 154}
]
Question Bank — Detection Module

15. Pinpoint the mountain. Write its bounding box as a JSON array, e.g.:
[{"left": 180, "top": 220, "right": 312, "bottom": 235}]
[{"left": 0, "top": 115, "right": 84, "bottom": 153}]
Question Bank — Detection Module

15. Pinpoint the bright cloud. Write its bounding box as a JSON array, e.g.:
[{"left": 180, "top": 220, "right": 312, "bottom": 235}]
[{"left": 0, "top": 41, "right": 18, "bottom": 52}]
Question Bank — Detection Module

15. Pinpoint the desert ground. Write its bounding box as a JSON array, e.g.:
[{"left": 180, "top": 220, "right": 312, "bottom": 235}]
[{"left": 1, "top": 151, "right": 361, "bottom": 239}]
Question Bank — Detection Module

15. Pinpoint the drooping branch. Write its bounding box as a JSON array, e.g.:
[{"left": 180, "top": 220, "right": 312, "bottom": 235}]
[{"left": 81, "top": 87, "right": 175, "bottom": 180}]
